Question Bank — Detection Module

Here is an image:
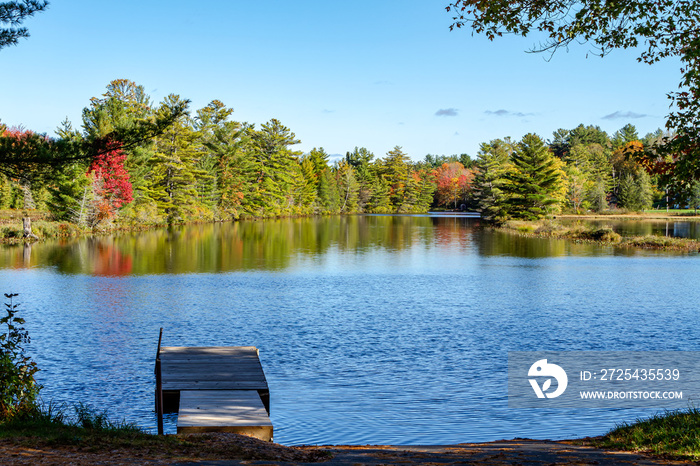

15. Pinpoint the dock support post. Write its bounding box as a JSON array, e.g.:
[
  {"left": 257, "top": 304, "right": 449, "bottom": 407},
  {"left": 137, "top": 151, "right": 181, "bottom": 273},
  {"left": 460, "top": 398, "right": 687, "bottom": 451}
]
[{"left": 155, "top": 328, "right": 164, "bottom": 435}]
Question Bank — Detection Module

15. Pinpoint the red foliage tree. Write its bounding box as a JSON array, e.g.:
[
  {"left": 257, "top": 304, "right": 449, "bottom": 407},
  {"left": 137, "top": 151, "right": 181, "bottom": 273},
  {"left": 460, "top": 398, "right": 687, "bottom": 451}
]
[
  {"left": 87, "top": 139, "right": 133, "bottom": 211},
  {"left": 433, "top": 162, "right": 474, "bottom": 209}
]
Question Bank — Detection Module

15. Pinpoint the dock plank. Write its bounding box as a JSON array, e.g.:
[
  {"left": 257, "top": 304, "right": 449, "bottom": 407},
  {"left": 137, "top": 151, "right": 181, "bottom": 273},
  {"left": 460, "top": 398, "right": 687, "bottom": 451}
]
[
  {"left": 162, "top": 381, "right": 268, "bottom": 390},
  {"left": 177, "top": 390, "right": 273, "bottom": 441}
]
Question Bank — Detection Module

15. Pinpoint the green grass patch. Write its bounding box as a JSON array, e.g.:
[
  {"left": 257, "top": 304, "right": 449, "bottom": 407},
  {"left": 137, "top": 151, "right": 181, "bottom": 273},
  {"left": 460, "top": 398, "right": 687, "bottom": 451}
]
[
  {"left": 646, "top": 209, "right": 699, "bottom": 216},
  {"left": 0, "top": 403, "right": 331, "bottom": 462},
  {"left": 1, "top": 403, "right": 155, "bottom": 449},
  {"left": 597, "top": 408, "right": 700, "bottom": 460}
]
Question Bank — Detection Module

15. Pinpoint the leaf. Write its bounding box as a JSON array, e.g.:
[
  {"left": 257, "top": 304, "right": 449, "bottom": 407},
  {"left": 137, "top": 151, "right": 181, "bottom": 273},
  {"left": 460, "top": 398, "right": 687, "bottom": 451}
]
[{"left": 542, "top": 379, "right": 552, "bottom": 392}]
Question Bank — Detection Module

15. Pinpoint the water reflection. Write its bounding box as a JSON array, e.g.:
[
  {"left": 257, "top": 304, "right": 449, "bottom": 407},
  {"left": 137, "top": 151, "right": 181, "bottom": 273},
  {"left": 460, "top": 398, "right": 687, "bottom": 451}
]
[
  {"left": 0, "top": 216, "right": 475, "bottom": 275},
  {"left": 4, "top": 216, "right": 698, "bottom": 275}
]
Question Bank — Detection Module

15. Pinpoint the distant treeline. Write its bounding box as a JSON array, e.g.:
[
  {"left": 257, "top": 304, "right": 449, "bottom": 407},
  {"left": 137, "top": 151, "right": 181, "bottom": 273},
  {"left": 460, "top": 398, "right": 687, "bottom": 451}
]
[{"left": 0, "top": 79, "right": 695, "bottom": 227}]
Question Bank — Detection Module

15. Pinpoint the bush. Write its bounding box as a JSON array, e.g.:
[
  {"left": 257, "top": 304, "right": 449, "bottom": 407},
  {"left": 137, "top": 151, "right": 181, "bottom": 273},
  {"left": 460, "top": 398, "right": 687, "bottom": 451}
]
[
  {"left": 0, "top": 293, "right": 41, "bottom": 421},
  {"left": 0, "top": 225, "right": 22, "bottom": 239},
  {"left": 586, "top": 227, "right": 622, "bottom": 242}
]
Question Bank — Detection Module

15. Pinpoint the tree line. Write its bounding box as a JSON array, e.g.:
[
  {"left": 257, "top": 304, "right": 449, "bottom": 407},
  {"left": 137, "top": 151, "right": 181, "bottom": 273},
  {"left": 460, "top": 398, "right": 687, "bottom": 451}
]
[
  {"left": 471, "top": 125, "right": 700, "bottom": 222},
  {"left": 0, "top": 79, "right": 697, "bottom": 228}
]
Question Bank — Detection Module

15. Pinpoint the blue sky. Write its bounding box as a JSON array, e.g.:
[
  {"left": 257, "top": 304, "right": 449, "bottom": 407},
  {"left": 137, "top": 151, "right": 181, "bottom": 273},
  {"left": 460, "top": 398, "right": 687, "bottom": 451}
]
[{"left": 0, "top": 0, "right": 681, "bottom": 160}]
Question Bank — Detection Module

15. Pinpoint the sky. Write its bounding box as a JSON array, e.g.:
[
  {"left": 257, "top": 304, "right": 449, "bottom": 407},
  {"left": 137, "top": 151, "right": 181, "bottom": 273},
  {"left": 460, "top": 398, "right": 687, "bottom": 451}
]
[{"left": 0, "top": 0, "right": 682, "bottom": 161}]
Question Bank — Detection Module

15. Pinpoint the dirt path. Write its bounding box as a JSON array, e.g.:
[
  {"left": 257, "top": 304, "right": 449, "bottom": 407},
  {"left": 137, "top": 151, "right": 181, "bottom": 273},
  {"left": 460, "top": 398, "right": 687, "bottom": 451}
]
[{"left": 1, "top": 437, "right": 695, "bottom": 465}]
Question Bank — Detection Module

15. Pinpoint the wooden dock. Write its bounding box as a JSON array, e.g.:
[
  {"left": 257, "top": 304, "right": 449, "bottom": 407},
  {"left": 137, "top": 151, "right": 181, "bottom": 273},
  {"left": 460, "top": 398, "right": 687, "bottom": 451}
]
[{"left": 155, "top": 344, "right": 272, "bottom": 441}]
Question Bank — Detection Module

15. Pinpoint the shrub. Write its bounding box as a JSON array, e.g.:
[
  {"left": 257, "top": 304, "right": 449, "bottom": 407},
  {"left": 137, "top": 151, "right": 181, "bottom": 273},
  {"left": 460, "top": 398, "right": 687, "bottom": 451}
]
[{"left": 0, "top": 293, "right": 41, "bottom": 421}]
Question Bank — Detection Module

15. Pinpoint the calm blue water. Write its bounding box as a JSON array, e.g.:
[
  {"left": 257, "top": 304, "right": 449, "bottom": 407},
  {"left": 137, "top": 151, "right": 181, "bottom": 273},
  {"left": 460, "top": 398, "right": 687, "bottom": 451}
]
[{"left": 1, "top": 215, "right": 698, "bottom": 445}]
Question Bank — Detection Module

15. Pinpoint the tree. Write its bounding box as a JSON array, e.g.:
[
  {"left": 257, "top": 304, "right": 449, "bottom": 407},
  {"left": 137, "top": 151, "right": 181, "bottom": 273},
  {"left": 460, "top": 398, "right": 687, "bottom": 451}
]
[
  {"left": 690, "top": 179, "right": 700, "bottom": 214},
  {"left": 380, "top": 146, "right": 411, "bottom": 209},
  {"left": 433, "top": 162, "right": 474, "bottom": 209},
  {"left": 345, "top": 147, "right": 375, "bottom": 210},
  {"left": 612, "top": 124, "right": 640, "bottom": 149},
  {"left": 618, "top": 171, "right": 653, "bottom": 211},
  {"left": 81, "top": 139, "right": 133, "bottom": 227},
  {"left": 504, "top": 133, "right": 564, "bottom": 220},
  {"left": 193, "top": 100, "right": 235, "bottom": 212},
  {"left": 204, "top": 120, "right": 253, "bottom": 219},
  {"left": 147, "top": 95, "right": 203, "bottom": 223},
  {"left": 0, "top": 1, "right": 48, "bottom": 50},
  {"left": 446, "top": 0, "right": 700, "bottom": 179},
  {"left": 588, "top": 178, "right": 609, "bottom": 212},
  {"left": 246, "top": 119, "right": 301, "bottom": 216},
  {"left": 472, "top": 138, "right": 513, "bottom": 222},
  {"left": 565, "top": 165, "right": 588, "bottom": 214},
  {"left": 316, "top": 167, "right": 340, "bottom": 213},
  {"left": 335, "top": 159, "right": 360, "bottom": 213}
]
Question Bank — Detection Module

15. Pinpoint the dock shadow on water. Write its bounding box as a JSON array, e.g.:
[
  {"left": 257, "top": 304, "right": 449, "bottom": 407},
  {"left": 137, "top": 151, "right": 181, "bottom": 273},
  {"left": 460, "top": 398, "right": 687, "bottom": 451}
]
[{"left": 0, "top": 214, "right": 698, "bottom": 445}]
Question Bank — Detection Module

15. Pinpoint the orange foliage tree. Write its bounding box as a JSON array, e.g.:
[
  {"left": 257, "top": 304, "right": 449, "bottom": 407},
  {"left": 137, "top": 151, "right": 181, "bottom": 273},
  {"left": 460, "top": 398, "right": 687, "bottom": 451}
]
[{"left": 433, "top": 162, "right": 474, "bottom": 209}]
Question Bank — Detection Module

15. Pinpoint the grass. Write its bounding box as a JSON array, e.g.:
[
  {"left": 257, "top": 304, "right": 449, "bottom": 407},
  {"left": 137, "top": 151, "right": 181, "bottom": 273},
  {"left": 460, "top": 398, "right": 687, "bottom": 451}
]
[
  {"left": 0, "top": 403, "right": 331, "bottom": 462},
  {"left": 1, "top": 403, "right": 169, "bottom": 451},
  {"left": 560, "top": 208, "right": 700, "bottom": 219},
  {"left": 595, "top": 407, "right": 700, "bottom": 460}
]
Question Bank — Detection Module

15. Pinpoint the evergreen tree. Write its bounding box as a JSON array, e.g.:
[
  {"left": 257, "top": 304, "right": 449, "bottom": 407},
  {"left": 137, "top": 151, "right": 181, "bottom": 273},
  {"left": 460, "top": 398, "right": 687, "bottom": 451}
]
[
  {"left": 472, "top": 138, "right": 513, "bottom": 222},
  {"left": 611, "top": 123, "right": 640, "bottom": 149},
  {"left": 147, "top": 95, "right": 203, "bottom": 223},
  {"left": 367, "top": 176, "right": 392, "bottom": 213},
  {"left": 689, "top": 179, "right": 700, "bottom": 214},
  {"left": 568, "top": 124, "right": 609, "bottom": 147},
  {"left": 345, "top": 147, "right": 375, "bottom": 210},
  {"left": 618, "top": 172, "right": 653, "bottom": 211},
  {"left": 297, "top": 155, "right": 318, "bottom": 211},
  {"left": 193, "top": 100, "right": 234, "bottom": 212},
  {"left": 414, "top": 169, "right": 437, "bottom": 212},
  {"left": 588, "top": 178, "right": 609, "bottom": 212},
  {"left": 0, "top": 1, "right": 48, "bottom": 49},
  {"left": 335, "top": 159, "right": 359, "bottom": 213},
  {"left": 316, "top": 167, "right": 340, "bottom": 213},
  {"left": 204, "top": 120, "right": 254, "bottom": 219},
  {"left": 381, "top": 146, "right": 411, "bottom": 209},
  {"left": 247, "top": 119, "right": 301, "bottom": 216},
  {"left": 504, "top": 133, "right": 564, "bottom": 220}
]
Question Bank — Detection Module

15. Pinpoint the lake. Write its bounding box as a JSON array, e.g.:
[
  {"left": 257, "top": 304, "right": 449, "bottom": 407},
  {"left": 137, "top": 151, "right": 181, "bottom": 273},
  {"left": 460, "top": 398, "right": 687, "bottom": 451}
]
[{"left": 1, "top": 214, "right": 698, "bottom": 445}]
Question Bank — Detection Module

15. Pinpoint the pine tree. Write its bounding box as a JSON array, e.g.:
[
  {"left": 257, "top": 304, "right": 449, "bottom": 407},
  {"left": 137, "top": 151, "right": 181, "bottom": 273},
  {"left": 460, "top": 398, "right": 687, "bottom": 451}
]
[
  {"left": 618, "top": 172, "right": 653, "bottom": 211},
  {"left": 382, "top": 146, "right": 411, "bottom": 209},
  {"left": 690, "top": 179, "right": 700, "bottom": 214},
  {"left": 193, "top": 100, "right": 235, "bottom": 213},
  {"left": 147, "top": 95, "right": 203, "bottom": 223},
  {"left": 316, "top": 167, "right": 340, "bottom": 213},
  {"left": 345, "top": 147, "right": 375, "bottom": 210},
  {"left": 335, "top": 159, "right": 359, "bottom": 213},
  {"left": 504, "top": 133, "right": 564, "bottom": 220},
  {"left": 204, "top": 120, "right": 254, "bottom": 219},
  {"left": 472, "top": 139, "right": 513, "bottom": 222},
  {"left": 414, "top": 169, "right": 437, "bottom": 212},
  {"left": 588, "top": 178, "right": 609, "bottom": 212},
  {"left": 367, "top": 176, "right": 392, "bottom": 213},
  {"left": 246, "top": 119, "right": 301, "bottom": 216},
  {"left": 297, "top": 156, "right": 318, "bottom": 211}
]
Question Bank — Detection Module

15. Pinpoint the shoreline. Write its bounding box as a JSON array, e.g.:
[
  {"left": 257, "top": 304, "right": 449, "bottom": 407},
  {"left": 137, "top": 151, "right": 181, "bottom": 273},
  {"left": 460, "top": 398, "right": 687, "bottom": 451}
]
[
  {"left": 0, "top": 435, "right": 683, "bottom": 465},
  {"left": 557, "top": 212, "right": 700, "bottom": 221}
]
